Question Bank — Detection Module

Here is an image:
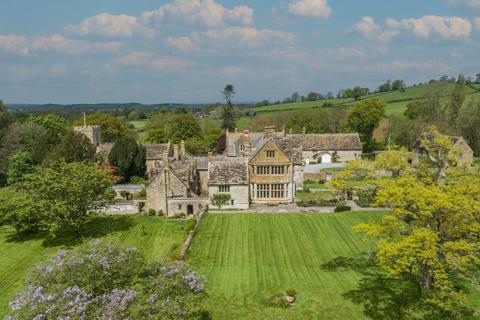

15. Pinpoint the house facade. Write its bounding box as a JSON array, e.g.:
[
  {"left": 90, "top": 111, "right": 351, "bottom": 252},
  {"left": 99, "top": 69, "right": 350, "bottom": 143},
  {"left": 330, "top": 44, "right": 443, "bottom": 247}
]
[
  {"left": 146, "top": 127, "right": 363, "bottom": 216},
  {"left": 75, "top": 124, "right": 364, "bottom": 216}
]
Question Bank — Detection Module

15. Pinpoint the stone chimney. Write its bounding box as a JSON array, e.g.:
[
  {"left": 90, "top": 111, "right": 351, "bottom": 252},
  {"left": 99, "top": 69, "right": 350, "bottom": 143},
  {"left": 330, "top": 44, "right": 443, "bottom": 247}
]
[
  {"left": 208, "top": 152, "right": 213, "bottom": 161},
  {"left": 173, "top": 144, "right": 179, "bottom": 160},
  {"left": 302, "top": 127, "right": 306, "bottom": 135},
  {"left": 234, "top": 128, "right": 238, "bottom": 133},
  {"left": 264, "top": 126, "right": 275, "bottom": 134},
  {"left": 282, "top": 126, "right": 286, "bottom": 137},
  {"left": 289, "top": 128, "right": 293, "bottom": 135},
  {"left": 180, "top": 140, "right": 186, "bottom": 158},
  {"left": 243, "top": 130, "right": 251, "bottom": 157},
  {"left": 162, "top": 151, "right": 170, "bottom": 168}
]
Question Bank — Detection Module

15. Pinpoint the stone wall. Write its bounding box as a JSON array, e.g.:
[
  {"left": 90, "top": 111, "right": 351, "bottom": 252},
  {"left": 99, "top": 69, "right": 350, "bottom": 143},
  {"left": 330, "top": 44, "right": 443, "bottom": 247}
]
[
  {"left": 208, "top": 185, "right": 250, "bottom": 209},
  {"left": 74, "top": 126, "right": 101, "bottom": 147},
  {"left": 302, "top": 150, "right": 360, "bottom": 164}
]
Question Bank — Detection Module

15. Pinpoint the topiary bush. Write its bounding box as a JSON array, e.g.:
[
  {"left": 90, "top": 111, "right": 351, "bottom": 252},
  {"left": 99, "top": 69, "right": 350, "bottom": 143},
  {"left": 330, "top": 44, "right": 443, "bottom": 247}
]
[
  {"left": 335, "top": 205, "right": 351, "bottom": 212},
  {"left": 285, "top": 288, "right": 297, "bottom": 297},
  {"left": 147, "top": 208, "right": 156, "bottom": 216}
]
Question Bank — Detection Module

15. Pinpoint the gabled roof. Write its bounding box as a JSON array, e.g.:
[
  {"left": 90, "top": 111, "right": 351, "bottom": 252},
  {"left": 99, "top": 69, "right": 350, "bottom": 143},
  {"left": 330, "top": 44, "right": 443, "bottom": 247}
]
[
  {"left": 145, "top": 143, "right": 171, "bottom": 160},
  {"left": 277, "top": 133, "right": 362, "bottom": 151},
  {"left": 414, "top": 134, "right": 473, "bottom": 154},
  {"left": 249, "top": 137, "right": 292, "bottom": 164},
  {"left": 209, "top": 159, "right": 248, "bottom": 185}
]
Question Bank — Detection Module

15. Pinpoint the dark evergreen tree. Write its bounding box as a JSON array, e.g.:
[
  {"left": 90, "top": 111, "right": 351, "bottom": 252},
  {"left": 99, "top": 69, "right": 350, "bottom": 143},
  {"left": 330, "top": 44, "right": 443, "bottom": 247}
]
[
  {"left": 221, "top": 84, "right": 236, "bottom": 131},
  {"left": 108, "top": 137, "right": 146, "bottom": 181},
  {"left": 46, "top": 130, "right": 97, "bottom": 164}
]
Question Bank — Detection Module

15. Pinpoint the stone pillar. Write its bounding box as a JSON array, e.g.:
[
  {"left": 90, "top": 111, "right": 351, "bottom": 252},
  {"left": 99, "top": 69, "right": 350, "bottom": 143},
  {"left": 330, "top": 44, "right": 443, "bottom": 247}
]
[
  {"left": 180, "top": 140, "right": 186, "bottom": 158},
  {"left": 173, "top": 144, "right": 179, "bottom": 160},
  {"left": 302, "top": 127, "right": 306, "bottom": 135},
  {"left": 243, "top": 130, "right": 251, "bottom": 157}
]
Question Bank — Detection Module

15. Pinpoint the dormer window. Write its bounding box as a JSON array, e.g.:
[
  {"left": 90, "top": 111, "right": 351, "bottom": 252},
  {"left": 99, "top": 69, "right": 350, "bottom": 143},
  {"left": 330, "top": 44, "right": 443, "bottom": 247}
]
[{"left": 266, "top": 150, "right": 275, "bottom": 157}]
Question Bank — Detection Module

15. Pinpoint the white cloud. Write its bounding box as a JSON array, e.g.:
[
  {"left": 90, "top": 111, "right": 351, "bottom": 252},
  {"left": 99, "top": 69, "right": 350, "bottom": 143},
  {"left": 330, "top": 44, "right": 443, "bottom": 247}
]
[
  {"left": 142, "top": 0, "right": 253, "bottom": 28},
  {"left": 116, "top": 51, "right": 193, "bottom": 70},
  {"left": 0, "top": 34, "right": 29, "bottom": 55},
  {"left": 386, "top": 15, "right": 472, "bottom": 39},
  {"left": 65, "top": 13, "right": 156, "bottom": 37},
  {"left": 444, "top": 0, "right": 480, "bottom": 9},
  {"left": 350, "top": 16, "right": 399, "bottom": 45},
  {"left": 30, "top": 34, "right": 122, "bottom": 55},
  {"left": 0, "top": 33, "right": 122, "bottom": 56},
  {"left": 288, "top": 0, "right": 331, "bottom": 19},
  {"left": 166, "top": 36, "right": 199, "bottom": 52},
  {"left": 192, "top": 27, "right": 295, "bottom": 47},
  {"left": 376, "top": 61, "right": 451, "bottom": 73}
]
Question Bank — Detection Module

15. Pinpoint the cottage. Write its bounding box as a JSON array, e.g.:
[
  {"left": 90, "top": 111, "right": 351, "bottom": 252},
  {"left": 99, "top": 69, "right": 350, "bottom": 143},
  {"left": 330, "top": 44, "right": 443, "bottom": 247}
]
[{"left": 413, "top": 134, "right": 474, "bottom": 166}]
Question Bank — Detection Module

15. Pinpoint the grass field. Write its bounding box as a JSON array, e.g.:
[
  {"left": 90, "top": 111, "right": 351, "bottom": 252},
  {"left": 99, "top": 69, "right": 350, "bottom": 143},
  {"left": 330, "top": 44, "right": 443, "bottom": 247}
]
[
  {"left": 252, "top": 83, "right": 480, "bottom": 117},
  {"left": 187, "top": 212, "right": 384, "bottom": 320},
  {"left": 0, "top": 215, "right": 192, "bottom": 317}
]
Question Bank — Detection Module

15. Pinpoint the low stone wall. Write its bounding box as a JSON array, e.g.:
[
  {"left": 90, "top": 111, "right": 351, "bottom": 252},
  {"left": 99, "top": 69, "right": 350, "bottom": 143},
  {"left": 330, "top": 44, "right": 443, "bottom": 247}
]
[{"left": 180, "top": 207, "right": 207, "bottom": 259}]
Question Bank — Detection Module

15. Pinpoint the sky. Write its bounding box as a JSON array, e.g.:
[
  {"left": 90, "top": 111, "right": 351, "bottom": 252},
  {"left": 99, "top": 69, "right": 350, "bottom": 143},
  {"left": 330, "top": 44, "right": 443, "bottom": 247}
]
[{"left": 0, "top": 0, "right": 479, "bottom": 104}]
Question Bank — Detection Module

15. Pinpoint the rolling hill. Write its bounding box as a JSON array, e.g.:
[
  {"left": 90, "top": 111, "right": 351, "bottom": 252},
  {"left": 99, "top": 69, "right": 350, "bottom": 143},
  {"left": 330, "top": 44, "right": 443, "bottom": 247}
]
[{"left": 253, "top": 83, "right": 480, "bottom": 117}]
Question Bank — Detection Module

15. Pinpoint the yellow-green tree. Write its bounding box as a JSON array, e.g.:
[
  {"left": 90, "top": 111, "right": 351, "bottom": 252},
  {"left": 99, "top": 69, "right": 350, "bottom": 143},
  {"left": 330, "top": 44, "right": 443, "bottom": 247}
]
[
  {"left": 354, "top": 128, "right": 480, "bottom": 318},
  {"left": 374, "top": 148, "right": 412, "bottom": 177}
]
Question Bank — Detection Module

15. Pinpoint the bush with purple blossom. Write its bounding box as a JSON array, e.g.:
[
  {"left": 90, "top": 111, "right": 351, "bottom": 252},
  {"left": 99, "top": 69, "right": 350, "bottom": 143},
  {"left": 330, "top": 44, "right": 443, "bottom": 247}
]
[{"left": 7, "top": 240, "right": 210, "bottom": 320}]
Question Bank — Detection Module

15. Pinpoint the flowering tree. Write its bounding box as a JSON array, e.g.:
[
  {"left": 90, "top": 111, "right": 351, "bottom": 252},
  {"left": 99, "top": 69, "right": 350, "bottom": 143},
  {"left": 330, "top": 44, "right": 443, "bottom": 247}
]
[
  {"left": 353, "top": 128, "right": 480, "bottom": 318},
  {"left": 7, "top": 240, "right": 209, "bottom": 320}
]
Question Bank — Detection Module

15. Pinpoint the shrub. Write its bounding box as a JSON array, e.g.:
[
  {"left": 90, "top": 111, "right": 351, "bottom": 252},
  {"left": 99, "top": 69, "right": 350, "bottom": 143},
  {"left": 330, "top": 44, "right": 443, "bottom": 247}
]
[
  {"left": 355, "top": 189, "right": 376, "bottom": 208},
  {"left": 266, "top": 293, "right": 290, "bottom": 309},
  {"left": 7, "top": 240, "right": 209, "bottom": 320},
  {"left": 130, "top": 176, "right": 148, "bottom": 185},
  {"left": 137, "top": 188, "right": 147, "bottom": 199},
  {"left": 285, "top": 288, "right": 297, "bottom": 297},
  {"left": 335, "top": 205, "right": 351, "bottom": 212},
  {"left": 211, "top": 193, "right": 231, "bottom": 210},
  {"left": 147, "top": 208, "right": 156, "bottom": 216}
]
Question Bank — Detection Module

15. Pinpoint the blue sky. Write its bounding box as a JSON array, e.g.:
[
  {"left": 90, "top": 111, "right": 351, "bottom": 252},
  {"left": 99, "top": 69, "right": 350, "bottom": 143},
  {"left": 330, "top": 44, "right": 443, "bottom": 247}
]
[{"left": 0, "top": 0, "right": 479, "bottom": 104}]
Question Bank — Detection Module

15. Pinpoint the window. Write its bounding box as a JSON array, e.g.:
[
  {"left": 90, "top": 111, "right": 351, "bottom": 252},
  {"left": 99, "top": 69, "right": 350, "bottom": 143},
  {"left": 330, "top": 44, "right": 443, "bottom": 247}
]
[
  {"left": 240, "top": 144, "right": 244, "bottom": 151},
  {"left": 257, "top": 184, "right": 270, "bottom": 198},
  {"left": 178, "top": 205, "right": 182, "bottom": 210},
  {"left": 271, "top": 184, "right": 285, "bottom": 198},
  {"left": 219, "top": 185, "right": 230, "bottom": 193},
  {"left": 256, "top": 184, "right": 286, "bottom": 199},
  {"left": 256, "top": 166, "right": 285, "bottom": 175},
  {"left": 266, "top": 150, "right": 275, "bottom": 157},
  {"left": 231, "top": 200, "right": 235, "bottom": 205}
]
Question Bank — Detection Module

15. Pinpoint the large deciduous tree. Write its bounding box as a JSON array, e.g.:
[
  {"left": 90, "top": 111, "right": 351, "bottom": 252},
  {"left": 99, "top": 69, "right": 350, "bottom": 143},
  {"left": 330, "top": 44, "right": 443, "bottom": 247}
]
[
  {"left": 18, "top": 161, "right": 113, "bottom": 237},
  {"left": 6, "top": 150, "right": 34, "bottom": 185},
  {"left": 73, "top": 113, "right": 133, "bottom": 142},
  {"left": 46, "top": 130, "right": 97, "bottom": 164},
  {"left": 346, "top": 98, "right": 386, "bottom": 152},
  {"left": 353, "top": 128, "right": 480, "bottom": 318}
]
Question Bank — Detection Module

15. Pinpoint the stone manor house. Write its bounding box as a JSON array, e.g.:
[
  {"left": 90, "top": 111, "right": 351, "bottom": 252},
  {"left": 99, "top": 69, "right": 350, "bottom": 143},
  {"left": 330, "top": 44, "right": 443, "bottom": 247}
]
[{"left": 75, "top": 125, "right": 362, "bottom": 217}]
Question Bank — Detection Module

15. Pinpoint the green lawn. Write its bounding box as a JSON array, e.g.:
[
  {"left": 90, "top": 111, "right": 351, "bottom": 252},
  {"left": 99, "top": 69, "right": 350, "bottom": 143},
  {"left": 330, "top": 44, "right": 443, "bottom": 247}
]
[
  {"left": 304, "top": 181, "right": 326, "bottom": 189},
  {"left": 129, "top": 119, "right": 147, "bottom": 129},
  {"left": 187, "top": 212, "right": 383, "bottom": 320},
  {"left": 0, "top": 215, "right": 192, "bottom": 317}
]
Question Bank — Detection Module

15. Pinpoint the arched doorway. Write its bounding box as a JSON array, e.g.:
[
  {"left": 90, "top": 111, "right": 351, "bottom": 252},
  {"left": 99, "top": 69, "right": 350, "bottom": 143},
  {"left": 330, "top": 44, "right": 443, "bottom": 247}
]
[{"left": 321, "top": 153, "right": 332, "bottom": 163}]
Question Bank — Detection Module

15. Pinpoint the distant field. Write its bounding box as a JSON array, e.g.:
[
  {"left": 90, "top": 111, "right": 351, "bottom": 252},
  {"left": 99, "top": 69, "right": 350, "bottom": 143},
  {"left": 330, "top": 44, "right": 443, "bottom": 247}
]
[
  {"left": 187, "top": 212, "right": 384, "bottom": 320},
  {"left": 252, "top": 83, "right": 480, "bottom": 117},
  {"left": 129, "top": 119, "right": 147, "bottom": 129},
  {"left": 0, "top": 215, "right": 191, "bottom": 318}
]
